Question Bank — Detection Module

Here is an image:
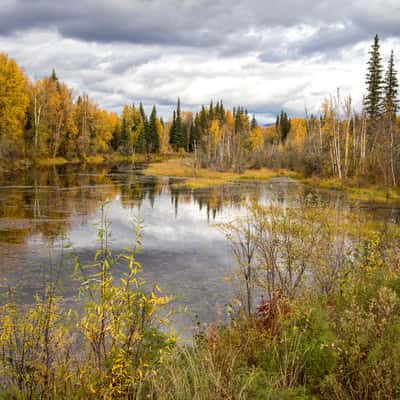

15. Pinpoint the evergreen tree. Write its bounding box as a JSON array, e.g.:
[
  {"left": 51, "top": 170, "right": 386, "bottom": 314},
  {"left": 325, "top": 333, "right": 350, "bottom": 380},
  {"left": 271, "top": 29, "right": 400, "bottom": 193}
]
[
  {"left": 139, "top": 102, "right": 146, "bottom": 121},
  {"left": 51, "top": 68, "right": 58, "bottom": 81},
  {"left": 251, "top": 115, "right": 257, "bottom": 130},
  {"left": 364, "top": 34, "right": 384, "bottom": 120},
  {"left": 170, "top": 98, "right": 186, "bottom": 150},
  {"left": 200, "top": 106, "right": 208, "bottom": 130},
  {"left": 219, "top": 100, "right": 225, "bottom": 120},
  {"left": 214, "top": 101, "right": 220, "bottom": 121},
  {"left": 137, "top": 103, "right": 147, "bottom": 153},
  {"left": 169, "top": 110, "right": 177, "bottom": 149},
  {"left": 277, "top": 110, "right": 291, "bottom": 143},
  {"left": 209, "top": 100, "right": 214, "bottom": 120},
  {"left": 120, "top": 111, "right": 129, "bottom": 152},
  {"left": 182, "top": 123, "right": 188, "bottom": 151},
  {"left": 383, "top": 50, "right": 399, "bottom": 118},
  {"left": 148, "top": 105, "right": 160, "bottom": 153},
  {"left": 187, "top": 120, "right": 194, "bottom": 151},
  {"left": 177, "top": 98, "right": 186, "bottom": 149}
]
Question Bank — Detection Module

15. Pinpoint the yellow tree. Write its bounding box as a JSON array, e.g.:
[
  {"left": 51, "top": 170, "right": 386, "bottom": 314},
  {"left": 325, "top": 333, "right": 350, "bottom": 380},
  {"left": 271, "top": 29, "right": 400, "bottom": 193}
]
[
  {"left": 248, "top": 126, "right": 264, "bottom": 152},
  {"left": 57, "top": 82, "right": 78, "bottom": 157},
  {"left": 222, "top": 111, "right": 235, "bottom": 168},
  {"left": 0, "top": 53, "right": 29, "bottom": 156},
  {"left": 120, "top": 105, "right": 144, "bottom": 154},
  {"left": 40, "top": 76, "right": 62, "bottom": 157},
  {"left": 28, "top": 79, "right": 45, "bottom": 153},
  {"left": 155, "top": 118, "right": 167, "bottom": 153},
  {"left": 287, "top": 118, "right": 307, "bottom": 147},
  {"left": 92, "top": 110, "right": 119, "bottom": 153},
  {"left": 75, "top": 94, "right": 97, "bottom": 156}
]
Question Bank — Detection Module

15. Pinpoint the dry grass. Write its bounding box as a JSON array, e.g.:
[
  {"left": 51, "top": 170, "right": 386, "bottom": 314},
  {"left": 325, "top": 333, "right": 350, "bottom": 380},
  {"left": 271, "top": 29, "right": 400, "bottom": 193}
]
[
  {"left": 300, "top": 176, "right": 400, "bottom": 204},
  {"left": 83, "top": 155, "right": 105, "bottom": 164},
  {"left": 144, "top": 159, "right": 400, "bottom": 202},
  {"left": 143, "top": 158, "right": 299, "bottom": 189},
  {"left": 35, "top": 157, "right": 69, "bottom": 166}
]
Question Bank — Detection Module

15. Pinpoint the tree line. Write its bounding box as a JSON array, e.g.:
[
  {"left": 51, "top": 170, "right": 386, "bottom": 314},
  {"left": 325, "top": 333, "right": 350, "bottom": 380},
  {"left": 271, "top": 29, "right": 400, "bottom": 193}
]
[
  {"left": 163, "top": 34, "right": 399, "bottom": 188},
  {"left": 0, "top": 59, "right": 165, "bottom": 162},
  {"left": 285, "top": 34, "right": 399, "bottom": 187},
  {"left": 0, "top": 34, "right": 399, "bottom": 189}
]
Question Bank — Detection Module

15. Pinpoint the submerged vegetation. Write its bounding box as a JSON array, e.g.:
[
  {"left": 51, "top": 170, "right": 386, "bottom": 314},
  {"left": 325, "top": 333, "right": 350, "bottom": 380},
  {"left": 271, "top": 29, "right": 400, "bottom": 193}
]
[{"left": 1, "top": 200, "right": 400, "bottom": 398}]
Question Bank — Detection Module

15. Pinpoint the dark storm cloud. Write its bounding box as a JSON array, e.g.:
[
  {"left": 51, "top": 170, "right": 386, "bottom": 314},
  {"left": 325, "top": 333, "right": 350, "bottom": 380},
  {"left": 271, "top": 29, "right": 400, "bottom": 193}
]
[
  {"left": 258, "top": 22, "right": 368, "bottom": 62},
  {"left": 1, "top": 0, "right": 399, "bottom": 57},
  {"left": 0, "top": 0, "right": 227, "bottom": 47},
  {"left": 1, "top": 1, "right": 399, "bottom": 120}
]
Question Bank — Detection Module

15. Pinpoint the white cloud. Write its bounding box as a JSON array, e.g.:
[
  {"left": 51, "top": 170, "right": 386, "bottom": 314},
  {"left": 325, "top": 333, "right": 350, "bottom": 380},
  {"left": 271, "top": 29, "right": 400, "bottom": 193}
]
[{"left": 0, "top": 5, "right": 399, "bottom": 123}]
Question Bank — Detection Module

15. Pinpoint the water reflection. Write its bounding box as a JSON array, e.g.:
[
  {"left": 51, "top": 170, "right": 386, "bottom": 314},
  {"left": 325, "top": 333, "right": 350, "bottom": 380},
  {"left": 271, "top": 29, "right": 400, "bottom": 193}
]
[{"left": 0, "top": 164, "right": 400, "bottom": 335}]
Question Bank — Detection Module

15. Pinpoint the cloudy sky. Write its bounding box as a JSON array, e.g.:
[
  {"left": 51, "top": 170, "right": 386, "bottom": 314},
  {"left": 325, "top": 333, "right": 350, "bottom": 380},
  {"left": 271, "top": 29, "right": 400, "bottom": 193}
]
[{"left": 1, "top": 0, "right": 399, "bottom": 122}]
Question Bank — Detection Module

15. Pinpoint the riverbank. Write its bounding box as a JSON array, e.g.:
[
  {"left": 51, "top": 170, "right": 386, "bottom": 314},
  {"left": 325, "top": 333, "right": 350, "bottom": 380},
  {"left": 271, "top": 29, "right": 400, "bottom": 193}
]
[
  {"left": 142, "top": 158, "right": 300, "bottom": 189},
  {"left": 143, "top": 158, "right": 400, "bottom": 204},
  {"left": 3, "top": 154, "right": 400, "bottom": 205},
  {"left": 0, "top": 153, "right": 174, "bottom": 174},
  {"left": 299, "top": 176, "right": 400, "bottom": 204}
]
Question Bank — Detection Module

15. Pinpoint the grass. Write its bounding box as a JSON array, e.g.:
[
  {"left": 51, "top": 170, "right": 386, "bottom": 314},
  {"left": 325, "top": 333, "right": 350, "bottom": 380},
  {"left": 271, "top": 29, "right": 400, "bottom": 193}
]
[
  {"left": 300, "top": 176, "right": 400, "bottom": 204},
  {"left": 8, "top": 153, "right": 400, "bottom": 204},
  {"left": 91, "top": 152, "right": 174, "bottom": 165},
  {"left": 83, "top": 155, "right": 105, "bottom": 164},
  {"left": 143, "top": 158, "right": 400, "bottom": 204},
  {"left": 35, "top": 157, "right": 70, "bottom": 166},
  {"left": 7, "top": 152, "right": 176, "bottom": 171},
  {"left": 143, "top": 158, "right": 300, "bottom": 189}
]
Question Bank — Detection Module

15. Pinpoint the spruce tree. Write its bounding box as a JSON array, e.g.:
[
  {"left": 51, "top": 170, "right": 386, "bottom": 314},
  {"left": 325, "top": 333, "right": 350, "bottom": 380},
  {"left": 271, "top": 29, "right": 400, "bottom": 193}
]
[
  {"left": 139, "top": 102, "right": 146, "bottom": 121},
  {"left": 120, "top": 105, "right": 132, "bottom": 154},
  {"left": 209, "top": 100, "right": 214, "bottom": 120},
  {"left": 137, "top": 103, "right": 147, "bottom": 153},
  {"left": 51, "top": 68, "right": 58, "bottom": 81},
  {"left": 215, "top": 101, "right": 220, "bottom": 120},
  {"left": 120, "top": 115, "right": 129, "bottom": 153},
  {"left": 173, "top": 98, "right": 185, "bottom": 150},
  {"left": 182, "top": 123, "right": 188, "bottom": 151},
  {"left": 148, "top": 105, "right": 160, "bottom": 153},
  {"left": 251, "top": 115, "right": 257, "bottom": 130},
  {"left": 169, "top": 110, "right": 177, "bottom": 149},
  {"left": 277, "top": 110, "right": 291, "bottom": 143},
  {"left": 200, "top": 106, "right": 208, "bottom": 131},
  {"left": 384, "top": 49, "right": 399, "bottom": 118},
  {"left": 364, "top": 34, "right": 384, "bottom": 120},
  {"left": 220, "top": 100, "right": 225, "bottom": 120}
]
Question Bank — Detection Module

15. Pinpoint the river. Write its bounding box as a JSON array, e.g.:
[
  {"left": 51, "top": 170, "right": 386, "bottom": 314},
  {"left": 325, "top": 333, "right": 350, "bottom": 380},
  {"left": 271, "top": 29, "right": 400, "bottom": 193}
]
[{"left": 1, "top": 163, "right": 399, "bottom": 337}]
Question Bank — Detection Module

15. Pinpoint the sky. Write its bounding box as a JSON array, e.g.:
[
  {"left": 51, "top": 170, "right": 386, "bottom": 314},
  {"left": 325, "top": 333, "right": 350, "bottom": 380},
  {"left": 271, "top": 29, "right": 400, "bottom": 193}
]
[{"left": 1, "top": 0, "right": 400, "bottom": 123}]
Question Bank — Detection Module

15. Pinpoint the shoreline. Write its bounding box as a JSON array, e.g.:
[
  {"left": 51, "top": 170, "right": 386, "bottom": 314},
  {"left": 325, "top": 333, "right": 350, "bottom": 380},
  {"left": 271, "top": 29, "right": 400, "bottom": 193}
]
[
  {"left": 142, "top": 158, "right": 400, "bottom": 204},
  {"left": 3, "top": 155, "right": 400, "bottom": 205}
]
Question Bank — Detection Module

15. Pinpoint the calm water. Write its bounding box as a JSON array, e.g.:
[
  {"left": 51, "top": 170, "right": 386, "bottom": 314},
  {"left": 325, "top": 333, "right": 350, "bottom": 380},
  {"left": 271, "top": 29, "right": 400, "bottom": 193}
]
[{"left": 1, "top": 164, "right": 400, "bottom": 336}]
